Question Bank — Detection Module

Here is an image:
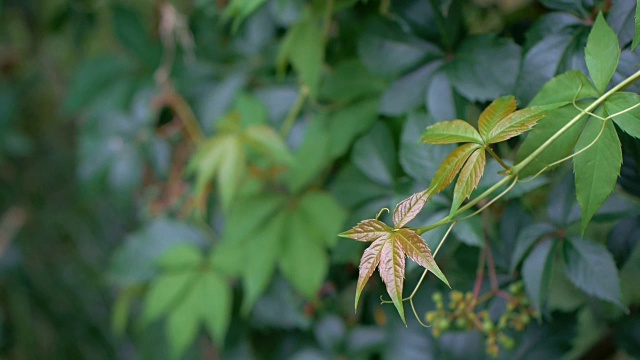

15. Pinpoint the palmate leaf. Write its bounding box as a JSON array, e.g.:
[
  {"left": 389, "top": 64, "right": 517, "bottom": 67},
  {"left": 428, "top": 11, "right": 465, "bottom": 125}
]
[
  {"left": 604, "top": 92, "right": 640, "bottom": 139},
  {"left": 421, "top": 120, "right": 483, "bottom": 145},
  {"left": 451, "top": 148, "right": 486, "bottom": 214},
  {"left": 393, "top": 190, "right": 429, "bottom": 228},
  {"left": 340, "top": 221, "right": 448, "bottom": 323}
]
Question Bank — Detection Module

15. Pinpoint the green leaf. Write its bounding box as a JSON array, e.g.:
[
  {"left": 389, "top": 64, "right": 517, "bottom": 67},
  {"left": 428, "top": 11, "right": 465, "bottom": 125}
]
[
  {"left": 244, "top": 125, "right": 294, "bottom": 164},
  {"left": 286, "top": 115, "right": 331, "bottom": 193},
  {"left": 278, "top": 14, "right": 323, "bottom": 96},
  {"left": 446, "top": 34, "right": 521, "bottom": 102},
  {"left": 484, "top": 105, "right": 551, "bottom": 144},
  {"left": 242, "top": 210, "right": 286, "bottom": 312},
  {"left": 319, "top": 60, "right": 385, "bottom": 103},
  {"left": 522, "top": 239, "right": 556, "bottom": 313},
  {"left": 327, "top": 97, "right": 380, "bottom": 159},
  {"left": 515, "top": 105, "right": 587, "bottom": 178},
  {"left": 573, "top": 118, "right": 622, "bottom": 234},
  {"left": 234, "top": 93, "right": 269, "bottom": 127},
  {"left": 393, "top": 190, "right": 429, "bottom": 228},
  {"left": 429, "top": 143, "right": 480, "bottom": 194},
  {"left": 395, "top": 229, "right": 449, "bottom": 287},
  {"left": 223, "top": 0, "right": 267, "bottom": 32},
  {"left": 157, "top": 244, "right": 203, "bottom": 271},
  {"left": 217, "top": 136, "right": 245, "bottom": 211},
  {"left": 112, "top": 288, "right": 135, "bottom": 337},
  {"left": 199, "top": 272, "right": 232, "bottom": 345},
  {"left": 633, "top": 0, "right": 640, "bottom": 50},
  {"left": 380, "top": 61, "right": 442, "bottom": 116},
  {"left": 604, "top": 92, "right": 640, "bottom": 139},
  {"left": 143, "top": 271, "right": 195, "bottom": 324},
  {"left": 451, "top": 148, "right": 486, "bottom": 214},
  {"left": 298, "top": 191, "right": 346, "bottom": 247},
  {"left": 529, "top": 70, "right": 599, "bottom": 106},
  {"left": 510, "top": 223, "right": 556, "bottom": 274},
  {"left": 563, "top": 237, "right": 626, "bottom": 310},
  {"left": 379, "top": 237, "right": 406, "bottom": 324},
  {"left": 166, "top": 280, "right": 201, "bottom": 358},
  {"left": 351, "top": 122, "right": 397, "bottom": 187},
  {"left": 111, "top": 5, "right": 161, "bottom": 68},
  {"left": 478, "top": 96, "right": 517, "bottom": 140},
  {"left": 421, "top": 120, "right": 483, "bottom": 145},
  {"left": 279, "top": 212, "right": 328, "bottom": 298},
  {"left": 585, "top": 13, "right": 620, "bottom": 94}
]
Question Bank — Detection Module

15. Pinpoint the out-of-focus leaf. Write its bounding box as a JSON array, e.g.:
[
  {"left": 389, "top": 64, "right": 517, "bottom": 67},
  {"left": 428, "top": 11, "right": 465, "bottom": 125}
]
[
  {"left": 634, "top": 0, "right": 640, "bottom": 49},
  {"left": 199, "top": 272, "right": 232, "bottom": 344},
  {"left": 522, "top": 239, "right": 556, "bottom": 312},
  {"left": 607, "top": 0, "right": 636, "bottom": 48},
  {"left": 244, "top": 125, "right": 294, "bottom": 164},
  {"left": 605, "top": 92, "right": 640, "bottom": 139},
  {"left": 278, "top": 14, "right": 323, "bottom": 95},
  {"left": 298, "top": 191, "right": 346, "bottom": 247},
  {"left": 451, "top": 148, "right": 485, "bottom": 214},
  {"left": 608, "top": 216, "right": 640, "bottom": 267},
  {"left": 319, "top": 60, "right": 385, "bottom": 103},
  {"left": 111, "top": 5, "right": 161, "bottom": 68},
  {"left": 157, "top": 244, "right": 203, "bottom": 271},
  {"left": 484, "top": 106, "right": 550, "bottom": 144},
  {"left": 286, "top": 115, "right": 331, "bottom": 193},
  {"left": 573, "top": 118, "right": 622, "bottom": 233},
  {"left": 223, "top": 0, "right": 267, "bottom": 32},
  {"left": 421, "top": 120, "right": 483, "bottom": 145},
  {"left": 451, "top": 216, "right": 483, "bottom": 247},
  {"left": 379, "top": 61, "right": 442, "bottom": 116},
  {"left": 510, "top": 223, "right": 556, "bottom": 274},
  {"left": 426, "top": 70, "right": 457, "bottom": 120},
  {"left": 143, "top": 271, "right": 194, "bottom": 324},
  {"left": 585, "top": 13, "right": 620, "bottom": 94},
  {"left": 217, "top": 136, "right": 246, "bottom": 211},
  {"left": 351, "top": 122, "right": 396, "bottom": 187},
  {"left": 563, "top": 237, "right": 626, "bottom": 310},
  {"left": 327, "top": 97, "right": 380, "bottom": 159}
]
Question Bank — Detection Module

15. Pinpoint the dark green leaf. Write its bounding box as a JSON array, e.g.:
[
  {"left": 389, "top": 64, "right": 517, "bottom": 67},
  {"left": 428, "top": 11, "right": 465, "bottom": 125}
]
[
  {"left": 426, "top": 70, "right": 457, "bottom": 120},
  {"left": 351, "top": 122, "right": 397, "bottom": 187},
  {"left": 585, "top": 13, "right": 620, "bottom": 94},
  {"left": 605, "top": 92, "right": 640, "bottom": 139},
  {"left": 563, "top": 237, "right": 626, "bottom": 310},
  {"left": 327, "top": 97, "right": 380, "bottom": 159},
  {"left": 111, "top": 5, "right": 161, "bottom": 68},
  {"left": 511, "top": 223, "right": 556, "bottom": 274},
  {"left": 319, "top": 60, "right": 385, "bottom": 103},
  {"left": 522, "top": 239, "right": 556, "bottom": 312},
  {"left": 573, "top": 118, "right": 622, "bottom": 234},
  {"left": 633, "top": 0, "right": 640, "bottom": 49},
  {"left": 379, "top": 61, "right": 442, "bottom": 116}
]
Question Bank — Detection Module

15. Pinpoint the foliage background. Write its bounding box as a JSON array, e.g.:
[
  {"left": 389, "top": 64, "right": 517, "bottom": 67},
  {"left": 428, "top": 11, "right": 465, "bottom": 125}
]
[{"left": 1, "top": 0, "right": 640, "bottom": 359}]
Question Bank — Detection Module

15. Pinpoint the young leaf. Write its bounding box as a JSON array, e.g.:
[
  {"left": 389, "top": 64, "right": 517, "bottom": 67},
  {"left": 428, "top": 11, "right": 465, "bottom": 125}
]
[
  {"left": 339, "top": 219, "right": 392, "bottom": 242},
  {"left": 478, "top": 95, "right": 517, "bottom": 140},
  {"left": 378, "top": 238, "right": 406, "bottom": 323},
  {"left": 604, "top": 92, "right": 640, "bottom": 139},
  {"left": 563, "top": 237, "right": 626, "bottom": 310},
  {"left": 484, "top": 106, "right": 550, "bottom": 144},
  {"left": 355, "top": 237, "right": 386, "bottom": 310},
  {"left": 522, "top": 239, "right": 556, "bottom": 313},
  {"left": 429, "top": 143, "right": 481, "bottom": 194},
  {"left": 395, "top": 229, "right": 449, "bottom": 287},
  {"left": 573, "top": 118, "right": 622, "bottom": 234},
  {"left": 421, "top": 120, "right": 483, "bottom": 145},
  {"left": 585, "top": 13, "right": 620, "bottom": 94},
  {"left": 393, "top": 190, "right": 429, "bottom": 228},
  {"left": 451, "top": 148, "right": 486, "bottom": 214},
  {"left": 529, "top": 70, "right": 599, "bottom": 107}
]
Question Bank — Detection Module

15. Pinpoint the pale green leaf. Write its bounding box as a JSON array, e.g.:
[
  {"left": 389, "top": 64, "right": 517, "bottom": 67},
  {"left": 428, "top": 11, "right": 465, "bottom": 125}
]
[
  {"left": 379, "top": 237, "right": 406, "bottom": 324},
  {"left": 277, "top": 14, "right": 323, "bottom": 96},
  {"left": 286, "top": 115, "right": 331, "bottom": 193},
  {"left": 478, "top": 96, "right": 517, "bottom": 140},
  {"left": 515, "top": 105, "right": 587, "bottom": 178},
  {"left": 563, "top": 237, "right": 626, "bottom": 310},
  {"left": 604, "top": 92, "right": 640, "bottom": 139},
  {"left": 234, "top": 92, "right": 268, "bottom": 127},
  {"left": 529, "top": 70, "right": 599, "bottom": 106},
  {"left": 421, "top": 120, "right": 483, "bottom": 145},
  {"left": 223, "top": 0, "right": 267, "bottom": 32},
  {"left": 522, "top": 239, "right": 556, "bottom": 313},
  {"left": 395, "top": 229, "right": 449, "bottom": 287},
  {"left": 451, "top": 148, "right": 486, "bottom": 214},
  {"left": 585, "top": 13, "right": 620, "bottom": 94},
  {"left": 393, "top": 190, "right": 429, "bottom": 228},
  {"left": 573, "top": 118, "right": 622, "bottom": 234},
  {"left": 244, "top": 125, "right": 294, "bottom": 164},
  {"left": 187, "top": 136, "right": 228, "bottom": 197},
  {"left": 166, "top": 283, "right": 201, "bottom": 358},
  {"left": 143, "top": 271, "right": 195, "bottom": 324},
  {"left": 298, "top": 191, "right": 346, "bottom": 247},
  {"left": 279, "top": 212, "right": 328, "bottom": 298},
  {"left": 157, "top": 244, "right": 203, "bottom": 271},
  {"left": 217, "top": 136, "right": 245, "bottom": 211},
  {"left": 429, "top": 143, "right": 480, "bottom": 194},
  {"left": 199, "top": 272, "right": 232, "bottom": 345}
]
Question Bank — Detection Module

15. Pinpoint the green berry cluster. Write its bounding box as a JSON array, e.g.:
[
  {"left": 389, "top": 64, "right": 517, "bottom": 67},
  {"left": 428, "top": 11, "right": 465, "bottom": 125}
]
[{"left": 425, "top": 281, "right": 537, "bottom": 357}]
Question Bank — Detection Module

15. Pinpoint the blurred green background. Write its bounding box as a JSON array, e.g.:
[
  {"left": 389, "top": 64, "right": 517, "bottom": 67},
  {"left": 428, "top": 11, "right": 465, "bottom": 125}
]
[{"left": 1, "top": 0, "right": 640, "bottom": 359}]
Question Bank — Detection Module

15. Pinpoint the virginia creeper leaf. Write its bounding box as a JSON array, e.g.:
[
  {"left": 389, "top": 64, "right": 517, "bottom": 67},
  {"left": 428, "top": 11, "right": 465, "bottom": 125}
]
[
  {"left": 585, "top": 13, "right": 620, "bottom": 94},
  {"left": 429, "top": 143, "right": 480, "bottom": 194},
  {"left": 277, "top": 14, "right": 323, "bottom": 96},
  {"left": 355, "top": 237, "right": 385, "bottom": 310},
  {"left": 510, "top": 222, "right": 556, "bottom": 274},
  {"left": 529, "top": 70, "right": 599, "bottom": 107},
  {"left": 143, "top": 271, "right": 194, "bottom": 324},
  {"left": 634, "top": 0, "right": 640, "bottom": 50},
  {"left": 198, "top": 272, "right": 233, "bottom": 345},
  {"left": 484, "top": 106, "right": 550, "bottom": 144},
  {"left": 573, "top": 118, "right": 622, "bottom": 234},
  {"left": 395, "top": 229, "right": 449, "bottom": 287},
  {"left": 421, "top": 120, "right": 483, "bottom": 145},
  {"left": 604, "top": 92, "right": 640, "bottom": 139},
  {"left": 563, "top": 237, "right": 626, "bottom": 310},
  {"left": 339, "top": 219, "right": 392, "bottom": 242},
  {"left": 478, "top": 95, "right": 517, "bottom": 140},
  {"left": 522, "top": 239, "right": 556, "bottom": 313},
  {"left": 393, "top": 190, "right": 429, "bottom": 228},
  {"left": 379, "top": 238, "right": 406, "bottom": 323},
  {"left": 244, "top": 125, "right": 294, "bottom": 164},
  {"left": 451, "top": 148, "right": 486, "bottom": 214}
]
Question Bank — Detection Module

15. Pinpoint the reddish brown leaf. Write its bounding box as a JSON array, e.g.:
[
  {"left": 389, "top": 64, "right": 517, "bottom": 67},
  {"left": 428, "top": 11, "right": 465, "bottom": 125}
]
[
  {"left": 339, "top": 219, "right": 391, "bottom": 242},
  {"left": 393, "top": 191, "right": 429, "bottom": 228},
  {"left": 378, "top": 238, "right": 406, "bottom": 323},
  {"left": 478, "top": 96, "right": 517, "bottom": 140},
  {"left": 451, "top": 148, "right": 486, "bottom": 214},
  {"left": 355, "top": 237, "right": 386, "bottom": 310},
  {"left": 429, "top": 143, "right": 481, "bottom": 194},
  {"left": 395, "top": 229, "right": 450, "bottom": 287},
  {"left": 421, "top": 120, "right": 483, "bottom": 145}
]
